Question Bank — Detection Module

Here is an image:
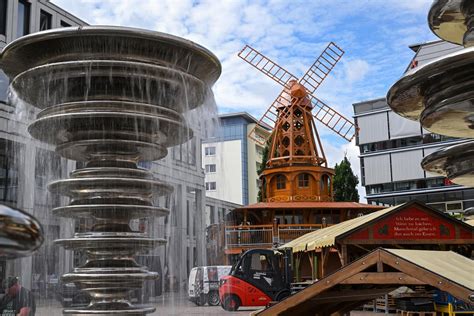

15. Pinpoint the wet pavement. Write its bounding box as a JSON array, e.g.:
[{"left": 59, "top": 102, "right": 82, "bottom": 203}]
[
  {"left": 35, "top": 292, "right": 394, "bottom": 315},
  {"left": 36, "top": 292, "right": 257, "bottom": 315}
]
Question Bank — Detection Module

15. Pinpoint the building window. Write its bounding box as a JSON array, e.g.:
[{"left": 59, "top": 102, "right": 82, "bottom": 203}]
[
  {"left": 205, "top": 146, "right": 216, "bottom": 156},
  {"left": 60, "top": 20, "right": 71, "bottom": 27},
  {"left": 0, "top": 0, "right": 7, "bottom": 36},
  {"left": 298, "top": 173, "right": 310, "bottom": 187},
  {"left": 17, "top": 0, "right": 30, "bottom": 38},
  {"left": 205, "top": 164, "right": 216, "bottom": 173},
  {"left": 276, "top": 175, "right": 286, "bottom": 190},
  {"left": 205, "top": 182, "right": 216, "bottom": 191},
  {"left": 39, "top": 9, "right": 52, "bottom": 31}
]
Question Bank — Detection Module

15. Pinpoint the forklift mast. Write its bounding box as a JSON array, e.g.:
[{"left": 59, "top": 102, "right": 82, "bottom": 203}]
[{"left": 280, "top": 247, "right": 293, "bottom": 289}]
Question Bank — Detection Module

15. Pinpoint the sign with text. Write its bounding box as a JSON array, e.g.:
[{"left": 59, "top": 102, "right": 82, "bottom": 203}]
[{"left": 372, "top": 207, "right": 455, "bottom": 240}]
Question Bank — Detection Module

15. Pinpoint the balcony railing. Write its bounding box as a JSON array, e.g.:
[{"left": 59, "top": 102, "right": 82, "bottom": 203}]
[
  {"left": 278, "top": 224, "right": 323, "bottom": 243},
  {"left": 225, "top": 225, "right": 273, "bottom": 248},
  {"left": 224, "top": 224, "right": 324, "bottom": 249}
]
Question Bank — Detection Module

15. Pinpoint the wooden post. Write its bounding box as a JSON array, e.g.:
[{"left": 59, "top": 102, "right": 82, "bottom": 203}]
[
  {"left": 313, "top": 254, "right": 318, "bottom": 280},
  {"left": 295, "top": 253, "right": 301, "bottom": 282},
  {"left": 272, "top": 217, "right": 279, "bottom": 247}
]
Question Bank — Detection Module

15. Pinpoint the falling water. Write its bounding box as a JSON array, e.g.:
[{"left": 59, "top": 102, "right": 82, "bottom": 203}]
[{"left": 1, "top": 26, "right": 221, "bottom": 314}]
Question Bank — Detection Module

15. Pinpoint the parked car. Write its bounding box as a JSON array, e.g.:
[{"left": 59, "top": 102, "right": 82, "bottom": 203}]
[
  {"left": 188, "top": 265, "right": 231, "bottom": 306},
  {"left": 56, "top": 281, "right": 89, "bottom": 307}
]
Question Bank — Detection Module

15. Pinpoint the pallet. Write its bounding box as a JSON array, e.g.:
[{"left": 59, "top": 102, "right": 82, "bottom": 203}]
[{"left": 397, "top": 310, "right": 436, "bottom": 316}]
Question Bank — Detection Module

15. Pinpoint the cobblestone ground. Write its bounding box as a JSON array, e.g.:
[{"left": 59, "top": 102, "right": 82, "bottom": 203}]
[{"left": 36, "top": 293, "right": 394, "bottom": 316}]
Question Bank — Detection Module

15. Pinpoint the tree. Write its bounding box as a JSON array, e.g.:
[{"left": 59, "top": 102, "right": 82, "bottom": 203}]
[
  {"left": 333, "top": 156, "right": 359, "bottom": 202},
  {"left": 257, "top": 141, "right": 270, "bottom": 202}
]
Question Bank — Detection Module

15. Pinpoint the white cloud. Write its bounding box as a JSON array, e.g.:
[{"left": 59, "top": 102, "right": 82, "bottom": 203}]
[{"left": 344, "top": 59, "right": 371, "bottom": 84}]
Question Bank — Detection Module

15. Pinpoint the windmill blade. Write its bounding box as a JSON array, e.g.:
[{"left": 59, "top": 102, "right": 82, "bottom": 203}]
[
  {"left": 309, "top": 94, "right": 358, "bottom": 142},
  {"left": 299, "top": 42, "right": 344, "bottom": 95},
  {"left": 248, "top": 88, "right": 293, "bottom": 146},
  {"left": 239, "top": 45, "right": 298, "bottom": 88}
]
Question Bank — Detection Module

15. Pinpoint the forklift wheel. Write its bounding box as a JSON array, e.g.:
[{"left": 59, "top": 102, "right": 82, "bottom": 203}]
[
  {"left": 195, "top": 294, "right": 207, "bottom": 306},
  {"left": 222, "top": 295, "right": 241, "bottom": 311},
  {"left": 276, "top": 290, "right": 291, "bottom": 301}
]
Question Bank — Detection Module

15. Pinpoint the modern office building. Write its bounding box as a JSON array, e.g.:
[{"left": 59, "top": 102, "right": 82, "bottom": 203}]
[
  {"left": 354, "top": 40, "right": 474, "bottom": 212},
  {"left": 204, "top": 196, "right": 241, "bottom": 265},
  {"left": 0, "top": 0, "right": 208, "bottom": 295},
  {"left": 202, "top": 112, "right": 271, "bottom": 205}
]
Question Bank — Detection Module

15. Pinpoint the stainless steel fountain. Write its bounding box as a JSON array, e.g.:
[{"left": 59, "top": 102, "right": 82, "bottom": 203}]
[
  {"left": 1, "top": 26, "right": 221, "bottom": 315},
  {"left": 0, "top": 204, "right": 43, "bottom": 259},
  {"left": 387, "top": 0, "right": 474, "bottom": 187}
]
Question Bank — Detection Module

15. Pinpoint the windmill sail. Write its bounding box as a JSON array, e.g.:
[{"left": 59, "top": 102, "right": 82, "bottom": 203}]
[
  {"left": 309, "top": 94, "right": 358, "bottom": 142},
  {"left": 299, "top": 42, "right": 344, "bottom": 95},
  {"left": 238, "top": 45, "right": 298, "bottom": 87}
]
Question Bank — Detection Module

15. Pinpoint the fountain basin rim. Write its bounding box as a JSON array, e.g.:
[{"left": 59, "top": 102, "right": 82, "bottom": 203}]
[
  {"left": 421, "top": 140, "right": 474, "bottom": 186},
  {"left": 56, "top": 140, "right": 168, "bottom": 163},
  {"left": 62, "top": 271, "right": 158, "bottom": 280},
  {"left": 55, "top": 237, "right": 166, "bottom": 250},
  {"left": 62, "top": 306, "right": 156, "bottom": 315},
  {"left": 48, "top": 177, "right": 174, "bottom": 196},
  {"left": 52, "top": 205, "right": 169, "bottom": 220},
  {"left": 0, "top": 25, "right": 221, "bottom": 83},
  {"left": 387, "top": 46, "right": 474, "bottom": 121},
  {"left": 428, "top": 0, "right": 466, "bottom": 45}
]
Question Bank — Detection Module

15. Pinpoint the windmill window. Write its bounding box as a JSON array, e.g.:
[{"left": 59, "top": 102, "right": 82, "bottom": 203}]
[
  {"left": 298, "top": 174, "right": 310, "bottom": 187},
  {"left": 276, "top": 175, "right": 286, "bottom": 190},
  {"left": 295, "top": 135, "right": 304, "bottom": 146}
]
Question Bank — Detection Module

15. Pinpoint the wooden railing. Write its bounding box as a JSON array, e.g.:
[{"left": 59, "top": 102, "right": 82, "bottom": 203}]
[
  {"left": 278, "top": 224, "right": 323, "bottom": 243},
  {"left": 224, "top": 224, "right": 324, "bottom": 249},
  {"left": 224, "top": 225, "right": 273, "bottom": 248}
]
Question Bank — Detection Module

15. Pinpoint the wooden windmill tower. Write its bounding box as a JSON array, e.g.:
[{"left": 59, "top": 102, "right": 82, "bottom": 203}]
[{"left": 239, "top": 43, "right": 358, "bottom": 203}]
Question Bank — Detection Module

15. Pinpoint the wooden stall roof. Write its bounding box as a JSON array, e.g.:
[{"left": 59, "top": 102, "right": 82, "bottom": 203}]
[
  {"left": 254, "top": 248, "right": 474, "bottom": 316},
  {"left": 234, "top": 201, "right": 384, "bottom": 210},
  {"left": 281, "top": 201, "right": 474, "bottom": 252},
  {"left": 385, "top": 248, "right": 473, "bottom": 290},
  {"left": 282, "top": 206, "right": 396, "bottom": 252}
]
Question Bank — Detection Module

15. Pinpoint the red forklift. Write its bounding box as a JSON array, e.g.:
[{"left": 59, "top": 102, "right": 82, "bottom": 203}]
[{"left": 219, "top": 248, "right": 293, "bottom": 311}]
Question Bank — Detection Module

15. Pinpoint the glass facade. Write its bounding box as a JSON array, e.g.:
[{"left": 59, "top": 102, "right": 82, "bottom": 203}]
[
  {"left": 39, "top": 9, "right": 52, "bottom": 31},
  {"left": 17, "top": 0, "right": 30, "bottom": 37}
]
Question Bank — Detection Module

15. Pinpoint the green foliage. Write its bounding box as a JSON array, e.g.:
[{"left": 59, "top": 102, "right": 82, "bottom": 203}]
[{"left": 333, "top": 156, "right": 360, "bottom": 202}]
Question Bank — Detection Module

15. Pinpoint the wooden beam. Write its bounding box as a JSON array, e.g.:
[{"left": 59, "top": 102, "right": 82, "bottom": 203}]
[
  {"left": 377, "top": 260, "right": 383, "bottom": 272},
  {"left": 340, "top": 272, "right": 425, "bottom": 285},
  {"left": 353, "top": 243, "right": 371, "bottom": 252},
  {"left": 256, "top": 249, "right": 380, "bottom": 315},
  {"left": 345, "top": 239, "right": 474, "bottom": 245}
]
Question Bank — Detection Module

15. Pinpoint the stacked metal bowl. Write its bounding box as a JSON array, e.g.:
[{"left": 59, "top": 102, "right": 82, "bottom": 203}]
[
  {"left": 1, "top": 26, "right": 220, "bottom": 315},
  {"left": 387, "top": 0, "right": 474, "bottom": 187}
]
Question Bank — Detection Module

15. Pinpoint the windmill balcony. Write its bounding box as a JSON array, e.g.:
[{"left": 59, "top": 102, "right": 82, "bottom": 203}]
[{"left": 224, "top": 223, "right": 326, "bottom": 250}]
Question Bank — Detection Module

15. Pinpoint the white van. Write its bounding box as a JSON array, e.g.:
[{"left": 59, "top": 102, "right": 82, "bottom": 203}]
[{"left": 188, "top": 265, "right": 231, "bottom": 306}]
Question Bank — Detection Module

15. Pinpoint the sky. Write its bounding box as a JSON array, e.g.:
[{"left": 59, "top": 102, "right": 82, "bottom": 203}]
[{"left": 51, "top": 0, "right": 439, "bottom": 200}]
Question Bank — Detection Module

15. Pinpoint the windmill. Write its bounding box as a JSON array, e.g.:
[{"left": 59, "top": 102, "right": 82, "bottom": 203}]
[{"left": 238, "top": 43, "right": 357, "bottom": 168}]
